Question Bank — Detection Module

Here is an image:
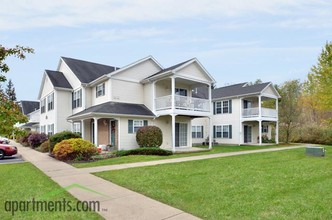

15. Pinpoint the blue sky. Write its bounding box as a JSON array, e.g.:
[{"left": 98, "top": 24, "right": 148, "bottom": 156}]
[{"left": 1, "top": 0, "right": 332, "bottom": 101}]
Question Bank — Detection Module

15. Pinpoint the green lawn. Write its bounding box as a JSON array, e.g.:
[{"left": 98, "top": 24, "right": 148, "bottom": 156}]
[
  {"left": 0, "top": 163, "right": 102, "bottom": 220},
  {"left": 95, "top": 146, "right": 332, "bottom": 219},
  {"left": 73, "top": 144, "right": 296, "bottom": 168}
]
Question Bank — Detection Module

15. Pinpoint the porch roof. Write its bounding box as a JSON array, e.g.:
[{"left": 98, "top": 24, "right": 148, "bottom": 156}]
[{"left": 68, "top": 101, "right": 155, "bottom": 120}]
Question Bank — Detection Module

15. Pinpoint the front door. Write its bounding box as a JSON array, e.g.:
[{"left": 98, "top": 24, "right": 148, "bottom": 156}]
[
  {"left": 175, "top": 123, "right": 188, "bottom": 147},
  {"left": 244, "top": 125, "right": 252, "bottom": 143}
]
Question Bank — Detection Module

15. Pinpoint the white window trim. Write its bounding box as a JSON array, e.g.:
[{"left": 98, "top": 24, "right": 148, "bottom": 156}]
[
  {"left": 192, "top": 125, "right": 203, "bottom": 138},
  {"left": 96, "top": 83, "right": 105, "bottom": 97}
]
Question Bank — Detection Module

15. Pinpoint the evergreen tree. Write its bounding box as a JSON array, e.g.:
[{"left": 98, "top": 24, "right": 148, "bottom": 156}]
[{"left": 5, "top": 79, "right": 16, "bottom": 101}]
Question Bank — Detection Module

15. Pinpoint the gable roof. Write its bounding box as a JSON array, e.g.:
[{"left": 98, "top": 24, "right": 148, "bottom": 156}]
[
  {"left": 19, "top": 101, "right": 40, "bottom": 115},
  {"left": 212, "top": 82, "right": 274, "bottom": 99},
  {"left": 68, "top": 101, "right": 155, "bottom": 120},
  {"left": 61, "top": 57, "right": 118, "bottom": 83},
  {"left": 45, "top": 70, "right": 73, "bottom": 89},
  {"left": 144, "top": 58, "right": 195, "bottom": 80}
]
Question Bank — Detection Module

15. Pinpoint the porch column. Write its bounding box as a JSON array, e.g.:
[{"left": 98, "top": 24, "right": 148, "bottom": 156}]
[
  {"left": 258, "top": 95, "right": 262, "bottom": 118},
  {"left": 171, "top": 76, "right": 175, "bottom": 111},
  {"left": 208, "top": 117, "right": 212, "bottom": 149},
  {"left": 276, "top": 121, "right": 279, "bottom": 144},
  {"left": 276, "top": 97, "right": 279, "bottom": 145},
  {"left": 171, "top": 114, "right": 176, "bottom": 153},
  {"left": 93, "top": 117, "right": 98, "bottom": 146},
  {"left": 152, "top": 81, "right": 156, "bottom": 113},
  {"left": 81, "top": 119, "right": 85, "bottom": 139},
  {"left": 208, "top": 84, "right": 212, "bottom": 112},
  {"left": 239, "top": 98, "right": 242, "bottom": 145},
  {"left": 259, "top": 120, "right": 262, "bottom": 145}
]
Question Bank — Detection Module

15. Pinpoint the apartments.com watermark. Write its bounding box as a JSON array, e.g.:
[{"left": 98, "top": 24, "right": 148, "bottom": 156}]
[{"left": 4, "top": 198, "right": 100, "bottom": 216}]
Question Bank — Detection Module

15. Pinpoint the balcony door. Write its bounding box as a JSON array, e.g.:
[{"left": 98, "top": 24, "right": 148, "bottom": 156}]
[
  {"left": 175, "top": 122, "right": 188, "bottom": 147},
  {"left": 243, "top": 100, "right": 252, "bottom": 109},
  {"left": 244, "top": 125, "right": 252, "bottom": 143}
]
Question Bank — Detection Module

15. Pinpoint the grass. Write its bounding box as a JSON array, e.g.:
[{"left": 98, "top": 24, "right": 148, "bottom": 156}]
[
  {"left": 0, "top": 163, "right": 102, "bottom": 220},
  {"left": 72, "top": 144, "right": 296, "bottom": 168},
  {"left": 94, "top": 146, "right": 332, "bottom": 219}
]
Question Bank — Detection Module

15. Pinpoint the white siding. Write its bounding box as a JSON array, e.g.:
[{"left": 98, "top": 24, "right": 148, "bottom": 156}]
[
  {"left": 176, "top": 62, "right": 211, "bottom": 83},
  {"left": 111, "top": 79, "right": 144, "bottom": 104},
  {"left": 58, "top": 60, "right": 80, "bottom": 88},
  {"left": 261, "top": 84, "right": 279, "bottom": 98},
  {"left": 92, "top": 80, "right": 110, "bottom": 106},
  {"left": 191, "top": 117, "right": 209, "bottom": 144},
  {"left": 143, "top": 83, "right": 153, "bottom": 110},
  {"left": 212, "top": 98, "right": 241, "bottom": 145},
  {"left": 113, "top": 59, "right": 161, "bottom": 82},
  {"left": 55, "top": 90, "right": 72, "bottom": 132}
]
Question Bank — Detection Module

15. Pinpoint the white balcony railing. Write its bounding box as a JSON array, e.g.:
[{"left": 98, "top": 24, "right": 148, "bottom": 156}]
[
  {"left": 155, "top": 95, "right": 210, "bottom": 112},
  {"left": 242, "top": 107, "right": 277, "bottom": 118}
]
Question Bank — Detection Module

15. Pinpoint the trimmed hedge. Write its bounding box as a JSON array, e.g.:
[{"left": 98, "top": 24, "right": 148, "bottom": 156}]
[
  {"left": 136, "top": 126, "right": 163, "bottom": 148},
  {"left": 49, "top": 130, "right": 81, "bottom": 153},
  {"left": 38, "top": 140, "right": 50, "bottom": 153},
  {"left": 116, "top": 147, "right": 172, "bottom": 157},
  {"left": 53, "top": 138, "right": 98, "bottom": 161}
]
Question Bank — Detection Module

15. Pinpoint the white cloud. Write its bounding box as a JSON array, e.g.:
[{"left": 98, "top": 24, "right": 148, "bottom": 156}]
[{"left": 1, "top": 0, "right": 331, "bottom": 30}]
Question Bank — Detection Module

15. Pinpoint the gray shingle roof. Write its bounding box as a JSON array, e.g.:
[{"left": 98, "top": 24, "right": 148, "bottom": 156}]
[
  {"left": 212, "top": 82, "right": 271, "bottom": 99},
  {"left": 68, "top": 102, "right": 155, "bottom": 119},
  {"left": 145, "top": 58, "right": 194, "bottom": 79},
  {"left": 45, "top": 70, "right": 73, "bottom": 89},
  {"left": 19, "top": 101, "right": 40, "bottom": 115},
  {"left": 62, "top": 57, "right": 118, "bottom": 83}
]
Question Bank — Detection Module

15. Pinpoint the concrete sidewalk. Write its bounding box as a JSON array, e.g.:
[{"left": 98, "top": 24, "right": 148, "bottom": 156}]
[
  {"left": 13, "top": 142, "right": 200, "bottom": 220},
  {"left": 14, "top": 142, "right": 305, "bottom": 220}
]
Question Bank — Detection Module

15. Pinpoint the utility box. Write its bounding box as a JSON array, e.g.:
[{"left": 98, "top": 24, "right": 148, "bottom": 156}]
[{"left": 306, "top": 147, "right": 326, "bottom": 157}]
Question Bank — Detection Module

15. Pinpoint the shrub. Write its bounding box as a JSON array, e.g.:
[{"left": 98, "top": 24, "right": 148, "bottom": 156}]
[
  {"left": 28, "top": 133, "right": 48, "bottom": 148},
  {"left": 116, "top": 148, "right": 172, "bottom": 157},
  {"left": 136, "top": 126, "right": 163, "bottom": 148},
  {"left": 19, "top": 132, "right": 31, "bottom": 147},
  {"left": 49, "top": 131, "right": 81, "bottom": 153},
  {"left": 38, "top": 140, "right": 50, "bottom": 153},
  {"left": 53, "top": 138, "right": 98, "bottom": 161}
]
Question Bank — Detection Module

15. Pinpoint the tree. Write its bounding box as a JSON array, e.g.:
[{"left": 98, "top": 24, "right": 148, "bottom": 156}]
[
  {"left": 0, "top": 44, "right": 33, "bottom": 136},
  {"left": 5, "top": 79, "right": 16, "bottom": 101},
  {"left": 0, "top": 45, "right": 34, "bottom": 82},
  {"left": 305, "top": 42, "right": 332, "bottom": 111},
  {"left": 278, "top": 80, "right": 302, "bottom": 143}
]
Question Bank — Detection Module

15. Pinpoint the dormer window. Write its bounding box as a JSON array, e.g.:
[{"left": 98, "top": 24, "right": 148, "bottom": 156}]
[{"left": 96, "top": 83, "right": 105, "bottom": 97}]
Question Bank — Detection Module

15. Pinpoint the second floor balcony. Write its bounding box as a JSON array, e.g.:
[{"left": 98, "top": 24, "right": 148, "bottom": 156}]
[
  {"left": 242, "top": 107, "right": 277, "bottom": 119},
  {"left": 155, "top": 95, "right": 210, "bottom": 114}
]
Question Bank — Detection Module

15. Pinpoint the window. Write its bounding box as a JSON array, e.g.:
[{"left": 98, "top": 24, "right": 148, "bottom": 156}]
[
  {"left": 222, "top": 101, "right": 229, "bottom": 114},
  {"left": 40, "top": 125, "right": 46, "bottom": 133},
  {"left": 41, "top": 98, "right": 46, "bottom": 113},
  {"left": 73, "top": 122, "right": 81, "bottom": 134},
  {"left": 192, "top": 126, "right": 203, "bottom": 138},
  {"left": 262, "top": 125, "right": 268, "bottom": 133},
  {"left": 214, "top": 125, "right": 232, "bottom": 139},
  {"left": 47, "top": 93, "right": 54, "bottom": 111},
  {"left": 96, "top": 83, "right": 105, "bottom": 97},
  {"left": 214, "top": 100, "right": 232, "bottom": 114},
  {"left": 72, "top": 89, "right": 82, "bottom": 109},
  {"left": 128, "top": 120, "right": 148, "bottom": 133},
  {"left": 243, "top": 100, "right": 252, "bottom": 109},
  {"left": 175, "top": 88, "right": 187, "bottom": 96},
  {"left": 47, "top": 124, "right": 54, "bottom": 136}
]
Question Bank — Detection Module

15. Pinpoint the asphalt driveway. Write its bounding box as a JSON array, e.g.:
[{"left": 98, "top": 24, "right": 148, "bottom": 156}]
[{"left": 0, "top": 153, "right": 25, "bottom": 164}]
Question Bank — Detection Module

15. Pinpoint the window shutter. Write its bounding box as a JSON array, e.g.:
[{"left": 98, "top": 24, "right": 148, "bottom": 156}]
[
  {"left": 213, "top": 126, "right": 216, "bottom": 139},
  {"left": 96, "top": 86, "right": 98, "bottom": 98},
  {"left": 229, "top": 100, "right": 232, "bottom": 113},
  {"left": 201, "top": 126, "right": 204, "bottom": 139},
  {"left": 213, "top": 102, "right": 216, "bottom": 115},
  {"left": 128, "top": 120, "right": 133, "bottom": 133},
  {"left": 72, "top": 92, "right": 74, "bottom": 109},
  {"left": 144, "top": 120, "right": 148, "bottom": 126},
  {"left": 79, "top": 90, "right": 82, "bottom": 107},
  {"left": 229, "top": 125, "right": 232, "bottom": 139}
]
